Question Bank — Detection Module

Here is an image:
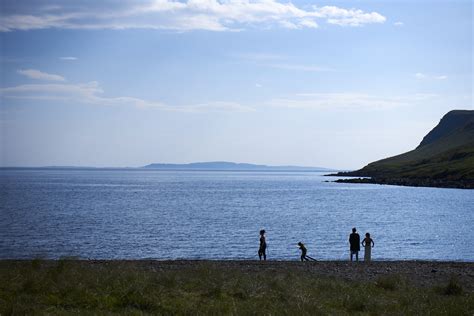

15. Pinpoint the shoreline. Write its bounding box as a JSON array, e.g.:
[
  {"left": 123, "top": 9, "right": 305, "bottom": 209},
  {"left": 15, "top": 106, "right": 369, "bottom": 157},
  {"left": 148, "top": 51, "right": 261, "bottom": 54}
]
[
  {"left": 329, "top": 176, "right": 474, "bottom": 189},
  {"left": 2, "top": 259, "right": 473, "bottom": 262}
]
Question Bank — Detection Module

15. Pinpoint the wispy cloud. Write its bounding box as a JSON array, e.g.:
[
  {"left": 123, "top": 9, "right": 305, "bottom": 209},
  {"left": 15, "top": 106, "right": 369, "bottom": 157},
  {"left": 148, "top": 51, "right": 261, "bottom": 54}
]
[
  {"left": 233, "top": 53, "right": 286, "bottom": 61},
  {"left": 393, "top": 21, "right": 404, "bottom": 27},
  {"left": 230, "top": 53, "right": 288, "bottom": 62},
  {"left": 415, "top": 73, "right": 447, "bottom": 80},
  {"left": 17, "top": 69, "right": 66, "bottom": 81},
  {"left": 0, "top": 80, "right": 253, "bottom": 112},
  {"left": 235, "top": 53, "right": 333, "bottom": 72},
  {"left": 0, "top": 1, "right": 386, "bottom": 32},
  {"left": 265, "top": 93, "right": 437, "bottom": 110},
  {"left": 185, "top": 101, "right": 254, "bottom": 112},
  {"left": 60, "top": 56, "right": 78, "bottom": 61},
  {"left": 1, "top": 74, "right": 440, "bottom": 113},
  {"left": 414, "top": 73, "right": 427, "bottom": 80},
  {"left": 267, "top": 64, "right": 334, "bottom": 72}
]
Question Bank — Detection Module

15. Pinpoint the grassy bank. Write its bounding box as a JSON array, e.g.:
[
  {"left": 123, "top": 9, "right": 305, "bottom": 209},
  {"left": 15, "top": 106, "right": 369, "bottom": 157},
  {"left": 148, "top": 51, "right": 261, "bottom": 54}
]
[{"left": 1, "top": 260, "right": 473, "bottom": 315}]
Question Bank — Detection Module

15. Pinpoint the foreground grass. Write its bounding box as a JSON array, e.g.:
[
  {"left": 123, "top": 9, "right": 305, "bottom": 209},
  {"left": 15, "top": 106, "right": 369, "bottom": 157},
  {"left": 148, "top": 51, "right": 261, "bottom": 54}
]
[{"left": 1, "top": 260, "right": 473, "bottom": 315}]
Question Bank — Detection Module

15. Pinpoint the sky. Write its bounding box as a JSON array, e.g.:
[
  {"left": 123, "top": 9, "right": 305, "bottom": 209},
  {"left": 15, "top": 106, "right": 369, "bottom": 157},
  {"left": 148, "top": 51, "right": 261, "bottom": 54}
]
[{"left": 0, "top": 0, "right": 472, "bottom": 169}]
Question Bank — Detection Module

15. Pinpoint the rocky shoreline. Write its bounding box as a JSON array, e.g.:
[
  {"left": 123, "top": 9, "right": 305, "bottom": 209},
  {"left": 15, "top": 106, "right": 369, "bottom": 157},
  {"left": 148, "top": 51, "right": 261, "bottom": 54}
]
[{"left": 328, "top": 176, "right": 474, "bottom": 189}]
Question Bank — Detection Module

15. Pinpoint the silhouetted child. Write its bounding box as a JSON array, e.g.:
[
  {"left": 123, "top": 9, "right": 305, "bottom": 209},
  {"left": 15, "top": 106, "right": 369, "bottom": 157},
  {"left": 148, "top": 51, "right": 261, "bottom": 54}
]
[
  {"left": 362, "top": 232, "right": 374, "bottom": 262},
  {"left": 298, "top": 242, "right": 309, "bottom": 261},
  {"left": 349, "top": 227, "right": 360, "bottom": 262},
  {"left": 258, "top": 229, "right": 267, "bottom": 261}
]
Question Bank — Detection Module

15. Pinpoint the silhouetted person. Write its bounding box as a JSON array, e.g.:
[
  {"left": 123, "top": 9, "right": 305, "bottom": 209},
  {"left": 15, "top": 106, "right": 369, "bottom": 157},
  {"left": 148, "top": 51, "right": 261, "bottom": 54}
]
[
  {"left": 362, "top": 232, "right": 374, "bottom": 262},
  {"left": 349, "top": 227, "right": 360, "bottom": 261},
  {"left": 298, "top": 242, "right": 309, "bottom": 261},
  {"left": 258, "top": 229, "right": 267, "bottom": 261}
]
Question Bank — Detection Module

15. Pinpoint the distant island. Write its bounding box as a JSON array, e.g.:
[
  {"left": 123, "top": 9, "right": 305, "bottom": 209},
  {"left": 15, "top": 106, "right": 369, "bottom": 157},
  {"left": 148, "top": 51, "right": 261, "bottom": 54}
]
[
  {"left": 1, "top": 162, "right": 333, "bottom": 171},
  {"left": 328, "top": 110, "right": 474, "bottom": 189},
  {"left": 143, "top": 161, "right": 332, "bottom": 172}
]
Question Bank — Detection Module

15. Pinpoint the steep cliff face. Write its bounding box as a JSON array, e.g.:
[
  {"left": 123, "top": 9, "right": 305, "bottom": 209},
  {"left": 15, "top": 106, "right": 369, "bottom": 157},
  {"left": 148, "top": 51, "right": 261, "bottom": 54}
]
[
  {"left": 417, "top": 110, "right": 474, "bottom": 148},
  {"left": 333, "top": 110, "right": 474, "bottom": 189}
]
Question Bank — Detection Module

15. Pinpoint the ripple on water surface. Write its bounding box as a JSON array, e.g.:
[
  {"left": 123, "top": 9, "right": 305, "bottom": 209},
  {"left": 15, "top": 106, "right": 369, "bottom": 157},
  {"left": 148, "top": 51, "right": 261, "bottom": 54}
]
[{"left": 0, "top": 169, "right": 473, "bottom": 261}]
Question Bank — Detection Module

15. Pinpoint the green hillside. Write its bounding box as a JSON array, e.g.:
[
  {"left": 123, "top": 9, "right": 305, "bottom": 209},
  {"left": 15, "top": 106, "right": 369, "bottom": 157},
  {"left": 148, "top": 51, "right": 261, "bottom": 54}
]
[{"left": 333, "top": 110, "right": 474, "bottom": 189}]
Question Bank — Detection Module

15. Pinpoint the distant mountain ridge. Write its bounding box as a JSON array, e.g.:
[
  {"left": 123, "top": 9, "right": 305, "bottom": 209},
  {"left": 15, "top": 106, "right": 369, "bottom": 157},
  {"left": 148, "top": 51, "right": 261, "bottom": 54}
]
[
  {"left": 330, "top": 110, "right": 474, "bottom": 189},
  {"left": 143, "top": 161, "right": 331, "bottom": 171}
]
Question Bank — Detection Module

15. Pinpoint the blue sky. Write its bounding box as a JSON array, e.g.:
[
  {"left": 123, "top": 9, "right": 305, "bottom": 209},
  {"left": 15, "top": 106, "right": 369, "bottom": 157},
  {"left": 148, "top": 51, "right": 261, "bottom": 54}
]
[{"left": 0, "top": 0, "right": 472, "bottom": 169}]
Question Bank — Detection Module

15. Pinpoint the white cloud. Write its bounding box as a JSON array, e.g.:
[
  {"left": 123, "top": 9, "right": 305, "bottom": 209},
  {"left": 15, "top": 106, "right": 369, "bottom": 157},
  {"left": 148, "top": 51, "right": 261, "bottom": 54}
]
[
  {"left": 17, "top": 69, "right": 66, "bottom": 81},
  {"left": 278, "top": 20, "right": 300, "bottom": 30},
  {"left": 415, "top": 73, "right": 448, "bottom": 80},
  {"left": 394, "top": 21, "right": 404, "bottom": 27},
  {"left": 0, "top": 1, "right": 386, "bottom": 32},
  {"left": 415, "top": 72, "right": 426, "bottom": 80},
  {"left": 0, "top": 81, "right": 253, "bottom": 112},
  {"left": 60, "top": 56, "right": 78, "bottom": 61},
  {"left": 316, "top": 6, "right": 386, "bottom": 27},
  {"left": 299, "top": 19, "right": 319, "bottom": 29}
]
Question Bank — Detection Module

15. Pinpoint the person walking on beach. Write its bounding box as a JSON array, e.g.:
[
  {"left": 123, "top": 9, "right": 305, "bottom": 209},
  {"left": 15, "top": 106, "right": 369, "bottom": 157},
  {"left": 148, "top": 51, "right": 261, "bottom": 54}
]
[
  {"left": 349, "top": 227, "right": 360, "bottom": 262},
  {"left": 258, "top": 229, "right": 267, "bottom": 261},
  {"left": 298, "top": 242, "right": 309, "bottom": 262},
  {"left": 362, "top": 232, "right": 375, "bottom": 262}
]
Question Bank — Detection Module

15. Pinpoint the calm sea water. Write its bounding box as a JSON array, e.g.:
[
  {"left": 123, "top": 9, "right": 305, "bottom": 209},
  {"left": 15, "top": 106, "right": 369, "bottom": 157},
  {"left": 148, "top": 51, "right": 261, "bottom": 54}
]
[{"left": 1, "top": 169, "right": 473, "bottom": 261}]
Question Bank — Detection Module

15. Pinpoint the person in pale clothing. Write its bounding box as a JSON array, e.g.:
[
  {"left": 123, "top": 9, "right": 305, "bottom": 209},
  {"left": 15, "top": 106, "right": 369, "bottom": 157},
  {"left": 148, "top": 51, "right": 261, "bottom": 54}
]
[{"left": 362, "top": 232, "right": 374, "bottom": 262}]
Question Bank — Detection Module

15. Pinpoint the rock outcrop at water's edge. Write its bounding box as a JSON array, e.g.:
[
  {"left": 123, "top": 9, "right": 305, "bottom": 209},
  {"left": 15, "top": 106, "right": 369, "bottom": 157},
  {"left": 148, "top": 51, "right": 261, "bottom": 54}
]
[
  {"left": 327, "top": 110, "right": 474, "bottom": 189},
  {"left": 332, "top": 177, "right": 474, "bottom": 189}
]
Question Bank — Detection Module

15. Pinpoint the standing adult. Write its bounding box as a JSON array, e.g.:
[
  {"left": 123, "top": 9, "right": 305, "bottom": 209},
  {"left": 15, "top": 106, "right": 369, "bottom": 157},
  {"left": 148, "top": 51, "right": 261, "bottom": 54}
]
[
  {"left": 362, "top": 232, "right": 375, "bottom": 262},
  {"left": 349, "top": 227, "right": 360, "bottom": 261},
  {"left": 258, "top": 229, "right": 267, "bottom": 261}
]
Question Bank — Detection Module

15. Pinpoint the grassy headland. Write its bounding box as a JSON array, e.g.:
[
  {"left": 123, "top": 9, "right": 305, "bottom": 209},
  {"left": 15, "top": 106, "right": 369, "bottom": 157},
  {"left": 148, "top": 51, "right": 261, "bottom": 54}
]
[
  {"left": 329, "top": 110, "right": 474, "bottom": 189},
  {"left": 1, "top": 260, "right": 473, "bottom": 315}
]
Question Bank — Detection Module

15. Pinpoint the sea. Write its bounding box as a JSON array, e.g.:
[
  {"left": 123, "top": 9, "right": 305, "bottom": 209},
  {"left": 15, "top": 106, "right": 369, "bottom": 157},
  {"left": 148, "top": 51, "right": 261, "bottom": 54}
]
[{"left": 1, "top": 169, "right": 473, "bottom": 261}]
